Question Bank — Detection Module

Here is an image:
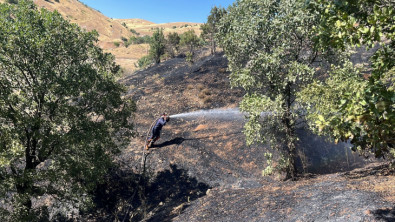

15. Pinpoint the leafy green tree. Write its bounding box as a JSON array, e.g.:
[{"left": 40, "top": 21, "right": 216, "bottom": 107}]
[
  {"left": 201, "top": 6, "right": 226, "bottom": 55},
  {"left": 0, "top": 1, "right": 135, "bottom": 220},
  {"left": 166, "top": 32, "right": 180, "bottom": 58},
  {"left": 217, "top": 0, "right": 321, "bottom": 180},
  {"left": 180, "top": 30, "right": 200, "bottom": 62},
  {"left": 149, "top": 28, "right": 166, "bottom": 64},
  {"left": 300, "top": 0, "right": 394, "bottom": 160}
]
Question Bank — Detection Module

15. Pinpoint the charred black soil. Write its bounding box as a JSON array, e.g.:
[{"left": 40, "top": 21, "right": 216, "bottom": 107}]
[{"left": 90, "top": 51, "right": 394, "bottom": 222}]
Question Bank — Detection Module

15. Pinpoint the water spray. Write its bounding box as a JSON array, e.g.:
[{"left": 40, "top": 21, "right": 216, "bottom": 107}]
[{"left": 170, "top": 108, "right": 244, "bottom": 120}]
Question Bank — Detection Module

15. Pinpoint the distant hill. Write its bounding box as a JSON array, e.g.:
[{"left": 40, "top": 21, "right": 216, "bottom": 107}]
[
  {"left": 0, "top": 0, "right": 202, "bottom": 72},
  {"left": 33, "top": 0, "right": 132, "bottom": 48},
  {"left": 115, "top": 18, "right": 202, "bottom": 36}
]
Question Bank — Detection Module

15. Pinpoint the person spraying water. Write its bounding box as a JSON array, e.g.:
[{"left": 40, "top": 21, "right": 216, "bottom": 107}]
[{"left": 146, "top": 113, "right": 170, "bottom": 150}]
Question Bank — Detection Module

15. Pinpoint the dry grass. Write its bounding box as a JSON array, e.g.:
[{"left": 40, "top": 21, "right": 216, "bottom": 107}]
[
  {"left": 4, "top": 0, "right": 201, "bottom": 73},
  {"left": 115, "top": 19, "right": 202, "bottom": 37}
]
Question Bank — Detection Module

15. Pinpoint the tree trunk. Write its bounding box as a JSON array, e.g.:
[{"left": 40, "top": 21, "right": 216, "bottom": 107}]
[
  {"left": 283, "top": 83, "right": 297, "bottom": 180},
  {"left": 210, "top": 32, "right": 215, "bottom": 55}
]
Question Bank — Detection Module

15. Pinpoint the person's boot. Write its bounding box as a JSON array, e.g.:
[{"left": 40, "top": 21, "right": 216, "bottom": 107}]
[
  {"left": 146, "top": 139, "right": 152, "bottom": 150},
  {"left": 148, "top": 140, "right": 154, "bottom": 148}
]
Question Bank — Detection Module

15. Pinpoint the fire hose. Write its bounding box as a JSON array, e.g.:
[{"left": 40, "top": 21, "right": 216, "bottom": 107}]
[{"left": 122, "top": 117, "right": 160, "bottom": 221}]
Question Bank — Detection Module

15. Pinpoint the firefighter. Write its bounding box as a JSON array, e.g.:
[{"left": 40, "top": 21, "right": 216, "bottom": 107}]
[{"left": 146, "top": 113, "right": 170, "bottom": 149}]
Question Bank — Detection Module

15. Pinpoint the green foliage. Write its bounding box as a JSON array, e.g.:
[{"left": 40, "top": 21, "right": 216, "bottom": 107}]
[
  {"left": 300, "top": 0, "right": 395, "bottom": 160},
  {"left": 0, "top": 1, "right": 135, "bottom": 220},
  {"left": 130, "top": 28, "right": 139, "bottom": 35},
  {"left": 136, "top": 55, "right": 153, "bottom": 69},
  {"left": 180, "top": 30, "right": 200, "bottom": 60},
  {"left": 6, "top": 0, "right": 18, "bottom": 4},
  {"left": 149, "top": 28, "right": 166, "bottom": 64},
  {"left": 201, "top": 6, "right": 226, "bottom": 55},
  {"left": 113, "top": 41, "right": 120, "bottom": 47},
  {"left": 166, "top": 32, "right": 180, "bottom": 58},
  {"left": 129, "top": 35, "right": 151, "bottom": 45},
  {"left": 217, "top": 0, "right": 320, "bottom": 179}
]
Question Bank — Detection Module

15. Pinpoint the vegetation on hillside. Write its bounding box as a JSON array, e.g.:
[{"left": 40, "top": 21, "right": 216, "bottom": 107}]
[
  {"left": 217, "top": 0, "right": 394, "bottom": 180},
  {"left": 0, "top": 1, "right": 135, "bottom": 220},
  {"left": 217, "top": 0, "right": 323, "bottom": 180},
  {"left": 149, "top": 28, "right": 166, "bottom": 64},
  {"left": 201, "top": 6, "right": 226, "bottom": 55},
  {"left": 299, "top": 0, "right": 394, "bottom": 160},
  {"left": 180, "top": 30, "right": 201, "bottom": 62}
]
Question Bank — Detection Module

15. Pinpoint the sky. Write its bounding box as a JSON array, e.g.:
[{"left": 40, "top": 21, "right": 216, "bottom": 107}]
[{"left": 79, "top": 0, "right": 235, "bottom": 24}]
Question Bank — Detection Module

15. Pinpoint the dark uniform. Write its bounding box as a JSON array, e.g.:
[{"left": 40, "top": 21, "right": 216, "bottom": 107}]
[{"left": 147, "top": 115, "right": 169, "bottom": 149}]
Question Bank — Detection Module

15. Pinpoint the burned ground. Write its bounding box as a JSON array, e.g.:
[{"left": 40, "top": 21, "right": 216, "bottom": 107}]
[{"left": 100, "top": 51, "right": 395, "bottom": 222}]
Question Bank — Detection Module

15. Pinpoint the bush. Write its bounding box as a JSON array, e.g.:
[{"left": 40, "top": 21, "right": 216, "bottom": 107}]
[
  {"left": 130, "top": 29, "right": 139, "bottom": 35},
  {"left": 186, "top": 52, "right": 193, "bottom": 63},
  {"left": 149, "top": 29, "right": 166, "bottom": 64},
  {"left": 136, "top": 55, "right": 153, "bottom": 69},
  {"left": 113, "top": 41, "right": 120, "bottom": 47},
  {"left": 129, "top": 35, "right": 151, "bottom": 44}
]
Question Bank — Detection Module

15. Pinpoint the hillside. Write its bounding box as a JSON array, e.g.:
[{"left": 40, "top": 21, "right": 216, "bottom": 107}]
[
  {"left": 0, "top": 0, "right": 202, "bottom": 72},
  {"left": 115, "top": 18, "right": 202, "bottom": 36},
  {"left": 32, "top": 0, "right": 132, "bottom": 46},
  {"left": 79, "top": 51, "right": 394, "bottom": 221}
]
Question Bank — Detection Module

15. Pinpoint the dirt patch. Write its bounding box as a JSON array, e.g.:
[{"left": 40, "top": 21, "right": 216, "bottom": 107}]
[{"left": 193, "top": 124, "right": 209, "bottom": 131}]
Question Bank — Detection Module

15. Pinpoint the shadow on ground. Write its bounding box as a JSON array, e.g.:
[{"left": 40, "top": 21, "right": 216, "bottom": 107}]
[
  {"left": 372, "top": 207, "right": 395, "bottom": 222},
  {"left": 84, "top": 164, "right": 210, "bottom": 222}
]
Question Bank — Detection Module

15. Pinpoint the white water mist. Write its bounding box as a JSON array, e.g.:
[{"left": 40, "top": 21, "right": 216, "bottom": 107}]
[
  {"left": 170, "top": 108, "right": 244, "bottom": 120},
  {"left": 170, "top": 108, "right": 271, "bottom": 120}
]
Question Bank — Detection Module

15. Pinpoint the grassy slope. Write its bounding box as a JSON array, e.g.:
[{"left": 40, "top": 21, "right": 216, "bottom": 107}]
[
  {"left": 115, "top": 18, "right": 202, "bottom": 36},
  {"left": 0, "top": 0, "right": 202, "bottom": 72}
]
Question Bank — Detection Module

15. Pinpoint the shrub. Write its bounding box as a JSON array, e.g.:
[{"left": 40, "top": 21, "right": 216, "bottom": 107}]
[
  {"left": 149, "top": 29, "right": 166, "bottom": 64},
  {"left": 129, "top": 35, "right": 151, "bottom": 45},
  {"left": 186, "top": 52, "right": 193, "bottom": 63},
  {"left": 130, "top": 29, "right": 139, "bottom": 35},
  {"left": 113, "top": 41, "right": 120, "bottom": 47},
  {"left": 136, "top": 55, "right": 153, "bottom": 69}
]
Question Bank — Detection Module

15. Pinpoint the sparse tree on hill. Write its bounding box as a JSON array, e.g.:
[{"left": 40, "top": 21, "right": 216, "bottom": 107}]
[
  {"left": 166, "top": 32, "right": 180, "bottom": 58},
  {"left": 217, "top": 0, "right": 322, "bottom": 180},
  {"left": 201, "top": 6, "right": 226, "bottom": 55},
  {"left": 180, "top": 30, "right": 200, "bottom": 62},
  {"left": 149, "top": 28, "right": 166, "bottom": 64},
  {"left": 0, "top": 1, "right": 135, "bottom": 220}
]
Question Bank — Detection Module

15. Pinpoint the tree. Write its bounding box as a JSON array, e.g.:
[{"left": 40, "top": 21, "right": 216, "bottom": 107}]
[
  {"left": 217, "top": 0, "right": 321, "bottom": 180},
  {"left": 201, "top": 6, "right": 226, "bottom": 55},
  {"left": 166, "top": 32, "right": 180, "bottom": 58},
  {"left": 0, "top": 1, "right": 135, "bottom": 220},
  {"left": 149, "top": 28, "right": 166, "bottom": 64},
  {"left": 299, "top": 0, "right": 394, "bottom": 160},
  {"left": 180, "top": 30, "right": 200, "bottom": 62}
]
